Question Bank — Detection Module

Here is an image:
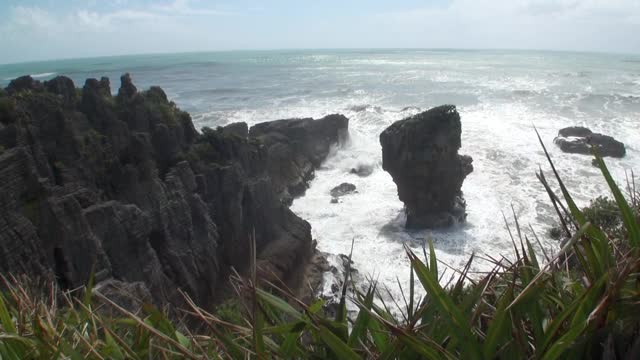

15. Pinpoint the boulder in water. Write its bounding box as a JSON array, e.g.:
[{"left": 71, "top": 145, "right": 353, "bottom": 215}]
[
  {"left": 349, "top": 163, "right": 374, "bottom": 177},
  {"left": 554, "top": 126, "right": 625, "bottom": 158},
  {"left": 330, "top": 182, "right": 357, "bottom": 198},
  {"left": 380, "top": 105, "right": 473, "bottom": 229}
]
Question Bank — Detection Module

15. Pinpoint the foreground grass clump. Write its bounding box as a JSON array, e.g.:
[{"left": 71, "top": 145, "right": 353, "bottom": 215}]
[{"left": 1, "top": 136, "right": 640, "bottom": 359}]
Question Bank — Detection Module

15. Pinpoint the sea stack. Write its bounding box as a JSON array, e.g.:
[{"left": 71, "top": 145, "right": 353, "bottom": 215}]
[{"left": 380, "top": 105, "right": 473, "bottom": 229}]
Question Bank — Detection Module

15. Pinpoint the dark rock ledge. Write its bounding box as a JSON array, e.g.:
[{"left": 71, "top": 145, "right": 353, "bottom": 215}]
[
  {"left": 380, "top": 105, "right": 473, "bottom": 229},
  {"left": 0, "top": 74, "right": 348, "bottom": 310}
]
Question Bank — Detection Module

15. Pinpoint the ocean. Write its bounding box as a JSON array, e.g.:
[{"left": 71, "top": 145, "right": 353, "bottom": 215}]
[{"left": 2, "top": 49, "right": 639, "bottom": 301}]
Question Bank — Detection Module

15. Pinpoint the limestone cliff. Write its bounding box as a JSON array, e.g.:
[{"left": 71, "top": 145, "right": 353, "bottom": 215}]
[{"left": 0, "top": 74, "right": 347, "bottom": 308}]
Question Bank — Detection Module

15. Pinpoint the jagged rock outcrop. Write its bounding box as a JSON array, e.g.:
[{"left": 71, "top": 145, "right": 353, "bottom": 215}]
[
  {"left": 249, "top": 115, "right": 349, "bottom": 205},
  {"left": 554, "top": 126, "right": 626, "bottom": 158},
  {"left": 380, "top": 105, "right": 473, "bottom": 229},
  {"left": 6, "top": 75, "right": 44, "bottom": 94},
  {"left": 0, "top": 74, "right": 347, "bottom": 310},
  {"left": 44, "top": 76, "right": 77, "bottom": 107},
  {"left": 222, "top": 122, "right": 249, "bottom": 138}
]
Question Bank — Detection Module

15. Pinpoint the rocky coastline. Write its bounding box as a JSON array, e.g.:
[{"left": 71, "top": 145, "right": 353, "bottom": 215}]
[
  {"left": 3, "top": 73, "right": 617, "bottom": 315},
  {"left": 0, "top": 74, "right": 347, "bottom": 310}
]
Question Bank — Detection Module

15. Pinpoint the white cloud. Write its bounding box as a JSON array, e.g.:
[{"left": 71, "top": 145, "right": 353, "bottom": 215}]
[
  {"left": 519, "top": 0, "right": 580, "bottom": 16},
  {"left": 154, "top": 0, "right": 237, "bottom": 16},
  {"left": 75, "top": 9, "right": 161, "bottom": 30},
  {"left": 367, "top": 0, "right": 640, "bottom": 51},
  {"left": 1, "top": 0, "right": 639, "bottom": 64},
  {"left": 9, "top": 6, "right": 56, "bottom": 29},
  {"left": 3, "top": 0, "right": 233, "bottom": 35}
]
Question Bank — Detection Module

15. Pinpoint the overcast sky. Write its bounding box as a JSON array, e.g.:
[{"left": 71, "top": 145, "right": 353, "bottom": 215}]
[{"left": 1, "top": 0, "right": 639, "bottom": 64}]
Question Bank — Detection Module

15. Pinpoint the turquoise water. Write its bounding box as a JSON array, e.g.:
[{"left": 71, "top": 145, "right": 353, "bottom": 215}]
[{"left": 3, "top": 49, "right": 639, "bottom": 300}]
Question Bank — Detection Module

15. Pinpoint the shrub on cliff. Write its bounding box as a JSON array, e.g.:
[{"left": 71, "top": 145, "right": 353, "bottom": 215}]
[
  {"left": 583, "top": 192, "right": 639, "bottom": 239},
  {"left": 142, "top": 88, "right": 179, "bottom": 126}
]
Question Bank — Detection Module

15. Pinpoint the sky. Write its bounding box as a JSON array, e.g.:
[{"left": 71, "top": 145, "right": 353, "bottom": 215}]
[{"left": 1, "top": 0, "right": 639, "bottom": 64}]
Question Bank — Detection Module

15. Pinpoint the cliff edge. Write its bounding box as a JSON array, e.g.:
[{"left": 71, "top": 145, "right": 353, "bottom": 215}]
[{"left": 0, "top": 74, "right": 347, "bottom": 309}]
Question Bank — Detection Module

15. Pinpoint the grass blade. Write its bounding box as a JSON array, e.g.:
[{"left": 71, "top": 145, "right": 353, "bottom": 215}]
[
  {"left": 318, "top": 325, "right": 361, "bottom": 360},
  {"left": 406, "top": 246, "right": 483, "bottom": 359}
]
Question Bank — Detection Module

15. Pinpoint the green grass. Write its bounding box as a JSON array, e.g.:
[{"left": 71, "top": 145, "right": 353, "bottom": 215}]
[{"left": 1, "top": 139, "right": 639, "bottom": 359}]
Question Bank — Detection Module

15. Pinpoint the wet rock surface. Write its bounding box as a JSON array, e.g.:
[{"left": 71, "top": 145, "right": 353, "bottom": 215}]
[
  {"left": 329, "top": 182, "right": 357, "bottom": 203},
  {"left": 0, "top": 74, "right": 348, "bottom": 310},
  {"left": 380, "top": 105, "right": 473, "bottom": 229},
  {"left": 330, "top": 183, "right": 357, "bottom": 198},
  {"left": 249, "top": 114, "right": 349, "bottom": 205},
  {"left": 316, "top": 251, "right": 373, "bottom": 320},
  {"left": 554, "top": 126, "right": 625, "bottom": 158},
  {"left": 349, "top": 163, "right": 374, "bottom": 177}
]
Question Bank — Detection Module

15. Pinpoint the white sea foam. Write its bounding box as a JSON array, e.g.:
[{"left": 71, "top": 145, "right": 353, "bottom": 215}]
[
  {"left": 193, "top": 87, "right": 638, "bottom": 302},
  {"left": 181, "top": 50, "right": 640, "bottom": 304},
  {"left": 303, "top": 102, "right": 630, "bottom": 298},
  {"left": 31, "top": 72, "right": 56, "bottom": 78},
  {"left": 3, "top": 72, "right": 57, "bottom": 81}
]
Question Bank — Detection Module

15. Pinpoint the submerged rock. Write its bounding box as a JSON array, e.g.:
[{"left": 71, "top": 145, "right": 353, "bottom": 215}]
[
  {"left": 349, "top": 163, "right": 374, "bottom": 177},
  {"left": 554, "top": 126, "right": 625, "bottom": 158},
  {"left": 380, "top": 105, "right": 473, "bottom": 229}
]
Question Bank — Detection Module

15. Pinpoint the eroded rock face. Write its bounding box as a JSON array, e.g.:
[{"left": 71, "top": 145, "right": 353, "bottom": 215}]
[
  {"left": 554, "top": 126, "right": 626, "bottom": 158},
  {"left": 44, "top": 76, "right": 77, "bottom": 107},
  {"left": 222, "top": 122, "right": 249, "bottom": 138},
  {"left": 380, "top": 105, "right": 473, "bottom": 229},
  {"left": 249, "top": 114, "right": 349, "bottom": 205},
  {"left": 0, "top": 74, "right": 346, "bottom": 310}
]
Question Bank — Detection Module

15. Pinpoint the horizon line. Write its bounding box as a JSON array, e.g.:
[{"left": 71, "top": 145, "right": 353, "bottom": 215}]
[{"left": 1, "top": 46, "right": 638, "bottom": 67}]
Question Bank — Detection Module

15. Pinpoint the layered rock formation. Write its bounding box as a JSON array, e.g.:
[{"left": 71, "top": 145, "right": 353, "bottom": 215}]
[
  {"left": 0, "top": 74, "right": 347, "bottom": 309},
  {"left": 554, "top": 126, "right": 626, "bottom": 158},
  {"left": 380, "top": 105, "right": 473, "bottom": 229},
  {"left": 249, "top": 115, "right": 349, "bottom": 205}
]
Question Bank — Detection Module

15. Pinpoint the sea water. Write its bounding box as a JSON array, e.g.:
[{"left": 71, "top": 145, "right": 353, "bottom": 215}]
[{"left": 2, "top": 49, "right": 639, "bottom": 301}]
